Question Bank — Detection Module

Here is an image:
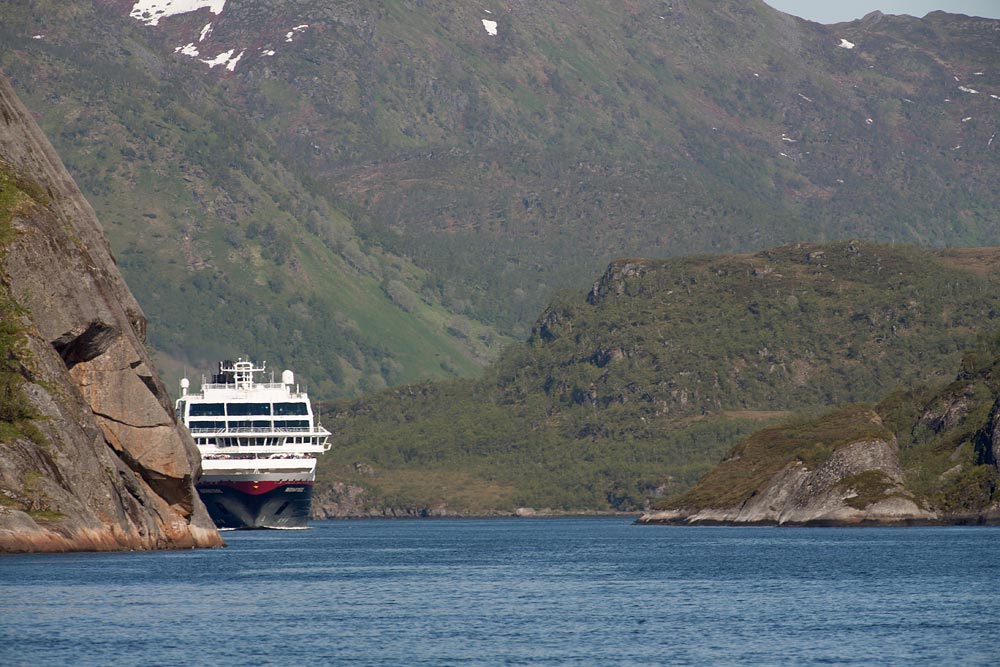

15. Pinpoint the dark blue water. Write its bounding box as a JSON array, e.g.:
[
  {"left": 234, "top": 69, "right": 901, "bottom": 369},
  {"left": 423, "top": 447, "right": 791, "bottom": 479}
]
[{"left": 2, "top": 519, "right": 999, "bottom": 666}]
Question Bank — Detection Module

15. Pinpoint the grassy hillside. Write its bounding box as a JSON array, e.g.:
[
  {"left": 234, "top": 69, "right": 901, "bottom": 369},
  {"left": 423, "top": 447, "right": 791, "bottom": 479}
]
[
  {"left": 0, "top": 1, "right": 506, "bottom": 397},
  {"left": 659, "top": 327, "right": 1000, "bottom": 517},
  {"left": 318, "top": 242, "right": 1000, "bottom": 513},
  {"left": 3, "top": 1, "right": 1000, "bottom": 388},
  {"left": 173, "top": 2, "right": 1000, "bottom": 333}
]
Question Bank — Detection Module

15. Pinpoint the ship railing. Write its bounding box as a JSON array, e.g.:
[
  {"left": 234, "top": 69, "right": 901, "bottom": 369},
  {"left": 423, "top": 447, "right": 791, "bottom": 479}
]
[
  {"left": 200, "top": 381, "right": 288, "bottom": 390},
  {"left": 200, "top": 458, "right": 317, "bottom": 472},
  {"left": 198, "top": 383, "right": 309, "bottom": 399},
  {"left": 198, "top": 443, "right": 328, "bottom": 455},
  {"left": 188, "top": 426, "right": 331, "bottom": 435}
]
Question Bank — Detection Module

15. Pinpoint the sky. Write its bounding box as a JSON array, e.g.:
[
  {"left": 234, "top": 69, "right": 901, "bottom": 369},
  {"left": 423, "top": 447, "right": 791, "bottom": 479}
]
[{"left": 764, "top": 1, "right": 1000, "bottom": 24}]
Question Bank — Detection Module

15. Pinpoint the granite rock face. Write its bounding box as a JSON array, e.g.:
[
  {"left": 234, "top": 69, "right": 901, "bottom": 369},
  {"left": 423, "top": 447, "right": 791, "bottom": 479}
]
[
  {"left": 639, "top": 436, "right": 933, "bottom": 526},
  {"left": 637, "top": 408, "right": 939, "bottom": 527},
  {"left": 0, "top": 74, "right": 222, "bottom": 552}
]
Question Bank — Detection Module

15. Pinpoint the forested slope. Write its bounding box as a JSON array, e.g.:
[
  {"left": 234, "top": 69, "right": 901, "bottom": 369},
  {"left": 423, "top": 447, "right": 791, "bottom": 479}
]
[
  {"left": 315, "top": 243, "right": 1000, "bottom": 515},
  {"left": 3, "top": 2, "right": 1000, "bottom": 397}
]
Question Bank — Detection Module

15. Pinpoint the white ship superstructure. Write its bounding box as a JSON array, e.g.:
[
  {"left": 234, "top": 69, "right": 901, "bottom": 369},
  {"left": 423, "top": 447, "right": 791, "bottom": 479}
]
[{"left": 176, "top": 359, "right": 331, "bottom": 529}]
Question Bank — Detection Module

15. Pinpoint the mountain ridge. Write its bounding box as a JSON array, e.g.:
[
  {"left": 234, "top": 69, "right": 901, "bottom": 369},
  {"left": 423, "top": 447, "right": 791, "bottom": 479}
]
[
  {"left": 313, "top": 241, "right": 1000, "bottom": 515},
  {"left": 4, "top": 1, "right": 1000, "bottom": 398}
]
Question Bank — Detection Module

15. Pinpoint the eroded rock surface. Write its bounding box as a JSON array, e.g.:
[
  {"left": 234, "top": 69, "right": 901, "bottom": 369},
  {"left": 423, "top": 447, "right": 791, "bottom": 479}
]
[
  {"left": 0, "top": 74, "right": 222, "bottom": 552},
  {"left": 638, "top": 409, "right": 939, "bottom": 527},
  {"left": 641, "top": 437, "right": 932, "bottom": 526}
]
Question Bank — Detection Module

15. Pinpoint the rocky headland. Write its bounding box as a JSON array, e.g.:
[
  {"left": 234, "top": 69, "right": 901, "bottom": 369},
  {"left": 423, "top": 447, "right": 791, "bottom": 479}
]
[
  {"left": 638, "top": 364, "right": 1000, "bottom": 527},
  {"left": 0, "top": 74, "right": 222, "bottom": 552}
]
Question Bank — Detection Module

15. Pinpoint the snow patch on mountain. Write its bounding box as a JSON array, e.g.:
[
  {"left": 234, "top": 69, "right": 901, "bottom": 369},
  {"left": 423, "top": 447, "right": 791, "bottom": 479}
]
[
  {"left": 129, "top": 0, "right": 226, "bottom": 27},
  {"left": 199, "top": 23, "right": 213, "bottom": 42},
  {"left": 285, "top": 25, "right": 309, "bottom": 42},
  {"left": 225, "top": 49, "right": 244, "bottom": 71},
  {"left": 482, "top": 19, "right": 498, "bottom": 36},
  {"left": 838, "top": 39, "right": 855, "bottom": 49},
  {"left": 197, "top": 48, "right": 244, "bottom": 71}
]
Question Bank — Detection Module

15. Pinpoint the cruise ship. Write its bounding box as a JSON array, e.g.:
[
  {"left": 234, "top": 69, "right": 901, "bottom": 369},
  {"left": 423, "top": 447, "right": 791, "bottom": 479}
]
[{"left": 175, "top": 359, "right": 331, "bottom": 529}]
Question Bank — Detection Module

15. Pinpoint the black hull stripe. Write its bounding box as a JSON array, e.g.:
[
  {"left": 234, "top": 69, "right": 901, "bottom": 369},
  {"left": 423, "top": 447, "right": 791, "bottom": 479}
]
[{"left": 196, "top": 483, "right": 313, "bottom": 529}]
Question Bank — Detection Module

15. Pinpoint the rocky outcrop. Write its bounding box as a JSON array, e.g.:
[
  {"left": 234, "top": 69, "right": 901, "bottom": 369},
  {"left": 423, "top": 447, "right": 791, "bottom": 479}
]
[
  {"left": 636, "top": 407, "right": 945, "bottom": 527},
  {"left": 970, "top": 398, "right": 1000, "bottom": 471},
  {"left": 587, "top": 259, "right": 652, "bottom": 304},
  {"left": 0, "top": 74, "right": 222, "bottom": 552},
  {"left": 311, "top": 482, "right": 460, "bottom": 518},
  {"left": 639, "top": 435, "right": 934, "bottom": 526}
]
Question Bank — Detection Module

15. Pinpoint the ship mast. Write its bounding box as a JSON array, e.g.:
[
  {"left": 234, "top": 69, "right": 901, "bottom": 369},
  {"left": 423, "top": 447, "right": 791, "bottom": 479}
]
[{"left": 221, "top": 358, "right": 266, "bottom": 390}]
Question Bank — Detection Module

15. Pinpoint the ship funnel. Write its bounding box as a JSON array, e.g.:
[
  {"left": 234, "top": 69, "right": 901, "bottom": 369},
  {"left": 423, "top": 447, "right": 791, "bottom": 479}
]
[
  {"left": 282, "top": 370, "right": 295, "bottom": 386},
  {"left": 180, "top": 377, "right": 190, "bottom": 396}
]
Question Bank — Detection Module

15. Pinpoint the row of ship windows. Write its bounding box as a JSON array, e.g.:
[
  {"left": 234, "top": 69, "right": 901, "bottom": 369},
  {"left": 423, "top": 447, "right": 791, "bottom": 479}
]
[
  {"left": 181, "top": 402, "right": 309, "bottom": 417},
  {"left": 188, "top": 420, "right": 310, "bottom": 429},
  {"left": 196, "top": 437, "right": 322, "bottom": 446}
]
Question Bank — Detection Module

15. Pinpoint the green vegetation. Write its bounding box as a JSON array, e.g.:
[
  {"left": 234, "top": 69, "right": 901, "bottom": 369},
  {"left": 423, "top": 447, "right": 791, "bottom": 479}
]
[
  {"left": 662, "top": 406, "right": 892, "bottom": 510},
  {"left": 320, "top": 242, "right": 1000, "bottom": 512},
  {"left": 0, "top": 4, "right": 509, "bottom": 399},
  {"left": 3, "top": 2, "right": 1000, "bottom": 515},
  {"left": 4, "top": 1, "right": 1000, "bottom": 400},
  {"left": 0, "top": 163, "right": 43, "bottom": 445},
  {"left": 879, "top": 329, "right": 1000, "bottom": 513},
  {"left": 658, "top": 328, "right": 1000, "bottom": 517},
  {"left": 322, "top": 376, "right": 760, "bottom": 511},
  {"left": 838, "top": 470, "right": 904, "bottom": 511},
  {"left": 0, "top": 308, "right": 38, "bottom": 444}
]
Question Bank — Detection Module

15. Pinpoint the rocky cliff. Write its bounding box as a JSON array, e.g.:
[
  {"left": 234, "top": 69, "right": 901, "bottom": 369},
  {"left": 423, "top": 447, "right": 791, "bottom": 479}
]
[
  {"left": 639, "top": 350, "right": 1000, "bottom": 526},
  {"left": 0, "top": 74, "right": 222, "bottom": 552},
  {"left": 638, "top": 408, "right": 935, "bottom": 526}
]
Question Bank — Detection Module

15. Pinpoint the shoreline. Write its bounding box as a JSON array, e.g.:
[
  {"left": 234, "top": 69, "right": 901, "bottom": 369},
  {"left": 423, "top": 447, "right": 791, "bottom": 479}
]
[
  {"left": 634, "top": 512, "right": 1000, "bottom": 528},
  {"left": 312, "top": 510, "right": 644, "bottom": 521}
]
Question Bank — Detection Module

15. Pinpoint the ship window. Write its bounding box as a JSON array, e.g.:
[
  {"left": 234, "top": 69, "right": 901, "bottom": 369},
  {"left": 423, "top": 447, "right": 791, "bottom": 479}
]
[
  {"left": 175, "top": 401, "right": 186, "bottom": 419},
  {"left": 253, "top": 420, "right": 272, "bottom": 429},
  {"left": 226, "top": 403, "right": 271, "bottom": 416},
  {"left": 190, "top": 403, "right": 225, "bottom": 417},
  {"left": 273, "top": 402, "right": 308, "bottom": 416},
  {"left": 274, "top": 420, "right": 309, "bottom": 429},
  {"left": 228, "top": 420, "right": 252, "bottom": 429},
  {"left": 189, "top": 420, "right": 226, "bottom": 430}
]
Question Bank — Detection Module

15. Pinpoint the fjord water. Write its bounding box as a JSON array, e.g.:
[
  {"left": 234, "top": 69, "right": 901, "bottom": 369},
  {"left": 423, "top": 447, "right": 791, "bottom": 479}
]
[{"left": 2, "top": 519, "right": 998, "bottom": 666}]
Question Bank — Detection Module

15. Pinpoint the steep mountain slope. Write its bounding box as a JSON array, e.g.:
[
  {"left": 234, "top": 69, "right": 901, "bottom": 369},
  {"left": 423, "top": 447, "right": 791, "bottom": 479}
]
[
  {"left": 640, "top": 327, "right": 1000, "bottom": 526},
  {"left": 120, "top": 1, "right": 1000, "bottom": 332},
  {"left": 3, "top": 1, "right": 999, "bottom": 394},
  {"left": 1, "top": 0, "right": 505, "bottom": 398},
  {"left": 315, "top": 242, "right": 1000, "bottom": 515},
  {"left": 0, "top": 74, "right": 222, "bottom": 552}
]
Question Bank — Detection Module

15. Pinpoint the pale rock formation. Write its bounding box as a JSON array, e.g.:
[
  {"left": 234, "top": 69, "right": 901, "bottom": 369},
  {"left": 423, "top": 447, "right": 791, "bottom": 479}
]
[{"left": 639, "top": 435, "right": 935, "bottom": 526}]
